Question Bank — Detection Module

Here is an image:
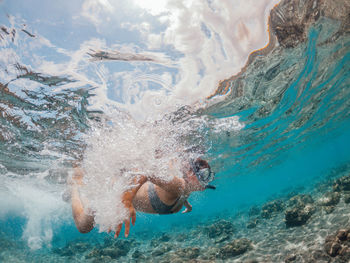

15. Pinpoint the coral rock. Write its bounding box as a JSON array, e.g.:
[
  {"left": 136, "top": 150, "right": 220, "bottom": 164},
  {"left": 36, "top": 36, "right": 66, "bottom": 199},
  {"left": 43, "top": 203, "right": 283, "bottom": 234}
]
[
  {"left": 175, "top": 247, "right": 200, "bottom": 259},
  {"left": 319, "top": 191, "right": 340, "bottom": 206},
  {"left": 324, "top": 229, "right": 350, "bottom": 259},
  {"left": 343, "top": 192, "right": 350, "bottom": 203},
  {"left": 336, "top": 229, "right": 350, "bottom": 241},
  {"left": 333, "top": 175, "right": 350, "bottom": 192},
  {"left": 288, "top": 194, "right": 314, "bottom": 207},
  {"left": 247, "top": 217, "right": 260, "bottom": 229},
  {"left": 261, "top": 200, "right": 284, "bottom": 218},
  {"left": 132, "top": 249, "right": 146, "bottom": 260},
  {"left": 218, "top": 238, "right": 252, "bottom": 259},
  {"left": 205, "top": 220, "right": 235, "bottom": 238},
  {"left": 284, "top": 254, "right": 297, "bottom": 262},
  {"left": 285, "top": 204, "right": 315, "bottom": 227},
  {"left": 151, "top": 244, "right": 172, "bottom": 257},
  {"left": 324, "top": 241, "right": 342, "bottom": 257},
  {"left": 323, "top": 205, "right": 335, "bottom": 214}
]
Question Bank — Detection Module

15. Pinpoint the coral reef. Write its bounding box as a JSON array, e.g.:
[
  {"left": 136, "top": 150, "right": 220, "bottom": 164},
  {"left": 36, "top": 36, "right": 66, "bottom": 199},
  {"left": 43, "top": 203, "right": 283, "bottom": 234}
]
[
  {"left": 324, "top": 229, "right": 350, "bottom": 261},
  {"left": 285, "top": 203, "right": 315, "bottom": 227},
  {"left": 260, "top": 199, "right": 284, "bottom": 219}
]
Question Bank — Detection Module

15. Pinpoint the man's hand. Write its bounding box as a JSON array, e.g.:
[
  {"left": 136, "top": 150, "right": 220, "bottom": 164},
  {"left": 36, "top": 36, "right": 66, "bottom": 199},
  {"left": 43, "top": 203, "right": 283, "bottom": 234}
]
[{"left": 182, "top": 200, "right": 192, "bottom": 214}]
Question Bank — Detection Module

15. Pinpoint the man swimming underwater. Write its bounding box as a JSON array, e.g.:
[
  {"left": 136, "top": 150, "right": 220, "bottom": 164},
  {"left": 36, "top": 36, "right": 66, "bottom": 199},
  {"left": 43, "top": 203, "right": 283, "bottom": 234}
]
[{"left": 70, "top": 158, "right": 215, "bottom": 237}]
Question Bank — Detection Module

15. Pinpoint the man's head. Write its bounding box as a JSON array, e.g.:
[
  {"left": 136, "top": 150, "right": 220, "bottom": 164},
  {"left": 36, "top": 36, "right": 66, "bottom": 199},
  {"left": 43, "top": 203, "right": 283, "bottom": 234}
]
[{"left": 186, "top": 158, "right": 215, "bottom": 191}]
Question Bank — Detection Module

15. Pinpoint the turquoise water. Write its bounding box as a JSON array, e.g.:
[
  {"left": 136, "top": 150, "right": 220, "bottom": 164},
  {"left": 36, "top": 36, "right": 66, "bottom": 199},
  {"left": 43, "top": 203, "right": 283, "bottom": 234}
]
[{"left": 1, "top": 1, "right": 350, "bottom": 262}]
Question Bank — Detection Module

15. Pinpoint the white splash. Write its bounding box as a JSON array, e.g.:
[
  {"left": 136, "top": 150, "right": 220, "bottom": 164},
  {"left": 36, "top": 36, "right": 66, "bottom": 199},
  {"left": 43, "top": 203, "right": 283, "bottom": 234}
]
[
  {"left": 79, "top": 109, "right": 195, "bottom": 231},
  {"left": 2, "top": 175, "right": 70, "bottom": 250},
  {"left": 210, "top": 116, "right": 246, "bottom": 134}
]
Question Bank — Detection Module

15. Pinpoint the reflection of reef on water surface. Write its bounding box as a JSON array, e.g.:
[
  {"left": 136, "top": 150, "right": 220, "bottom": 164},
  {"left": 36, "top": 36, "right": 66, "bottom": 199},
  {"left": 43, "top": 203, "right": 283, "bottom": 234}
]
[
  {"left": 212, "top": 0, "right": 349, "bottom": 98},
  {"left": 207, "top": 0, "right": 349, "bottom": 115},
  {"left": 201, "top": 0, "right": 350, "bottom": 174},
  {"left": 1, "top": 164, "right": 350, "bottom": 262}
]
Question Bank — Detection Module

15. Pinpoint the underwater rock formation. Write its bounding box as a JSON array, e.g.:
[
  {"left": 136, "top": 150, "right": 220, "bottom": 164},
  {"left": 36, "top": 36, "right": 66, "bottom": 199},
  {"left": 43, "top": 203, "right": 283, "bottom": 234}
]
[
  {"left": 151, "top": 243, "right": 172, "bottom": 257},
  {"left": 285, "top": 204, "right": 315, "bottom": 227},
  {"left": 204, "top": 219, "right": 235, "bottom": 240},
  {"left": 287, "top": 194, "right": 314, "bottom": 208},
  {"left": 319, "top": 191, "right": 341, "bottom": 214},
  {"left": 324, "top": 229, "right": 350, "bottom": 261},
  {"left": 333, "top": 175, "right": 350, "bottom": 207},
  {"left": 343, "top": 192, "right": 350, "bottom": 204},
  {"left": 3, "top": 164, "right": 350, "bottom": 262},
  {"left": 319, "top": 192, "right": 341, "bottom": 206},
  {"left": 168, "top": 247, "right": 200, "bottom": 261},
  {"left": 150, "top": 233, "right": 172, "bottom": 247},
  {"left": 83, "top": 238, "right": 133, "bottom": 261},
  {"left": 260, "top": 199, "right": 284, "bottom": 218},
  {"left": 131, "top": 249, "right": 147, "bottom": 260},
  {"left": 333, "top": 175, "right": 350, "bottom": 192},
  {"left": 217, "top": 238, "right": 253, "bottom": 259},
  {"left": 247, "top": 217, "right": 260, "bottom": 229}
]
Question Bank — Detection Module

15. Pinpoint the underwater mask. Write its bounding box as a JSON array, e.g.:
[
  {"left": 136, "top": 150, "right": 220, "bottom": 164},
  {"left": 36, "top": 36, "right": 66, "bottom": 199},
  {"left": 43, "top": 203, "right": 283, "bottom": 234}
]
[{"left": 191, "top": 160, "right": 216, "bottom": 190}]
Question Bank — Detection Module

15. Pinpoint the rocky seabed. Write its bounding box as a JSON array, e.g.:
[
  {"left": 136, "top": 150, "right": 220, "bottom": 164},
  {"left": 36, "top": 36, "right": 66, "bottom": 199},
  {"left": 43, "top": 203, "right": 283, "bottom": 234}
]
[{"left": 1, "top": 169, "right": 350, "bottom": 263}]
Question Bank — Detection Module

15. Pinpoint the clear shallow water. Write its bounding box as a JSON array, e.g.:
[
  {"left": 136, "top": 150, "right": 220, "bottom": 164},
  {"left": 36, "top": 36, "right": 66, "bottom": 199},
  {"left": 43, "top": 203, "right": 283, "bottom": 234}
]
[{"left": 0, "top": 0, "right": 350, "bottom": 262}]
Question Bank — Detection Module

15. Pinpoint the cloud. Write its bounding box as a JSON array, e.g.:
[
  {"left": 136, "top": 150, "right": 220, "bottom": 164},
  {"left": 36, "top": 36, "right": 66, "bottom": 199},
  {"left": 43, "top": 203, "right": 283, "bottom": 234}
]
[{"left": 81, "top": 0, "right": 115, "bottom": 26}]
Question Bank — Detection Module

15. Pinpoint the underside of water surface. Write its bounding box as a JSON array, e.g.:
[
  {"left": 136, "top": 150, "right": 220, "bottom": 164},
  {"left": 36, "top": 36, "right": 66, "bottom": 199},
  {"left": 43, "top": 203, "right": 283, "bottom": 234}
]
[{"left": 0, "top": 0, "right": 350, "bottom": 262}]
